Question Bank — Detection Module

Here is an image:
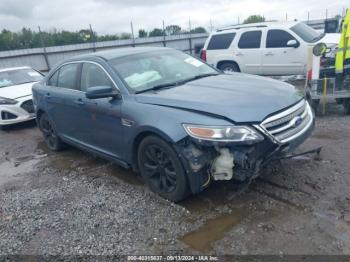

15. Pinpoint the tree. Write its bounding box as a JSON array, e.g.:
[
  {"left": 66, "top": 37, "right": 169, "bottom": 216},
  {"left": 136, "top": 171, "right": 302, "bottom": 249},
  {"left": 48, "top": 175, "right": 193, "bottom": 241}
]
[
  {"left": 165, "top": 25, "right": 181, "bottom": 35},
  {"left": 190, "top": 26, "right": 207, "bottom": 34},
  {"left": 149, "top": 28, "right": 164, "bottom": 37},
  {"left": 120, "top": 33, "right": 131, "bottom": 39},
  {"left": 138, "top": 29, "right": 147, "bottom": 38},
  {"left": 243, "top": 15, "right": 265, "bottom": 24}
]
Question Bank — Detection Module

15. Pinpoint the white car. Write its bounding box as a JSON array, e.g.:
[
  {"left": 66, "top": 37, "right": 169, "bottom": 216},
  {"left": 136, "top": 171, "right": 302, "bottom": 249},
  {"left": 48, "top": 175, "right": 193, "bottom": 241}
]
[
  {"left": 201, "top": 21, "right": 340, "bottom": 75},
  {"left": 0, "top": 66, "right": 44, "bottom": 129}
]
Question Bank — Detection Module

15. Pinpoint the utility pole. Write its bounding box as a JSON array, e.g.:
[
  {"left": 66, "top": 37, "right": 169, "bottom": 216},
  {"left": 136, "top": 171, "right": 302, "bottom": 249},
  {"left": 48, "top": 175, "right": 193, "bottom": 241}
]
[
  {"left": 210, "top": 19, "right": 213, "bottom": 32},
  {"left": 162, "top": 20, "right": 166, "bottom": 47},
  {"left": 38, "top": 26, "right": 50, "bottom": 71},
  {"left": 89, "top": 24, "right": 96, "bottom": 52},
  {"left": 188, "top": 19, "right": 192, "bottom": 54},
  {"left": 307, "top": 12, "right": 310, "bottom": 24},
  {"left": 130, "top": 21, "right": 135, "bottom": 47},
  {"left": 325, "top": 8, "right": 328, "bottom": 20},
  {"left": 286, "top": 13, "right": 288, "bottom": 21}
]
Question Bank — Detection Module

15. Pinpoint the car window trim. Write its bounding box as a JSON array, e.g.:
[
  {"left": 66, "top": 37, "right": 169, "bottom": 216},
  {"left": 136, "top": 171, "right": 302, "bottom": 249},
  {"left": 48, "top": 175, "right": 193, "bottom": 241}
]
[{"left": 46, "top": 60, "right": 120, "bottom": 94}]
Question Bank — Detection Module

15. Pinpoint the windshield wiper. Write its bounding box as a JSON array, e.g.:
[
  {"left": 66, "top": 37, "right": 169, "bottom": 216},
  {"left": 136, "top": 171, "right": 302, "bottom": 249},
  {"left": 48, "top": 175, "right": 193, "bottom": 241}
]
[
  {"left": 186, "top": 73, "right": 220, "bottom": 82},
  {"left": 311, "top": 33, "right": 325, "bottom": 42},
  {"left": 135, "top": 81, "right": 180, "bottom": 94},
  {"left": 134, "top": 73, "right": 219, "bottom": 94}
]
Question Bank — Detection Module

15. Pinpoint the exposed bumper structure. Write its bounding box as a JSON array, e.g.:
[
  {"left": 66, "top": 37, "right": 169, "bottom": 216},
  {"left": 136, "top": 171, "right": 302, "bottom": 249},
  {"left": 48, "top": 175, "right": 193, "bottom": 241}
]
[
  {"left": 177, "top": 100, "right": 315, "bottom": 194},
  {"left": 0, "top": 95, "right": 35, "bottom": 126}
]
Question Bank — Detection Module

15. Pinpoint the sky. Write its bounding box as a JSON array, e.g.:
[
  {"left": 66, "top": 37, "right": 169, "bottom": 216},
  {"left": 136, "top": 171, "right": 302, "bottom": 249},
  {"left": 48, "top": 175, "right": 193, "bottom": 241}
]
[{"left": 0, "top": 0, "right": 347, "bottom": 34}]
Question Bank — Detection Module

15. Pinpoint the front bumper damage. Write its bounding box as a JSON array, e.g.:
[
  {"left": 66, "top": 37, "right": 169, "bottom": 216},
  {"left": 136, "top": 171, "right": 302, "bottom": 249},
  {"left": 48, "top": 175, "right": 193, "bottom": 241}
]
[{"left": 175, "top": 110, "right": 315, "bottom": 195}]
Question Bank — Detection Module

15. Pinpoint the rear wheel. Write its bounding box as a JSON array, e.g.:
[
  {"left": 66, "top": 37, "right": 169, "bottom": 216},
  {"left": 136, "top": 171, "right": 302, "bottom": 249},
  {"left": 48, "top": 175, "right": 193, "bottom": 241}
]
[
  {"left": 344, "top": 99, "right": 350, "bottom": 115},
  {"left": 137, "top": 136, "right": 190, "bottom": 202},
  {"left": 218, "top": 62, "right": 240, "bottom": 73},
  {"left": 39, "top": 113, "right": 65, "bottom": 151}
]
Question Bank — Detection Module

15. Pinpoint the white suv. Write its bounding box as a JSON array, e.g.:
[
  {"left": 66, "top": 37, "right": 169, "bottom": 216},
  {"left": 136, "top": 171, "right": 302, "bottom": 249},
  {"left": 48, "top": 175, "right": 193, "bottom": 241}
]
[{"left": 201, "top": 21, "right": 340, "bottom": 75}]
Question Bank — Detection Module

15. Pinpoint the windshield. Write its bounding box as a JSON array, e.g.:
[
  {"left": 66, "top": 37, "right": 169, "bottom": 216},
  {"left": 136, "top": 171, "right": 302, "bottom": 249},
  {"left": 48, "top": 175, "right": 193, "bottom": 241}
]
[
  {"left": 290, "top": 22, "right": 323, "bottom": 43},
  {"left": 109, "top": 50, "right": 218, "bottom": 93},
  {"left": 0, "top": 68, "right": 43, "bottom": 88}
]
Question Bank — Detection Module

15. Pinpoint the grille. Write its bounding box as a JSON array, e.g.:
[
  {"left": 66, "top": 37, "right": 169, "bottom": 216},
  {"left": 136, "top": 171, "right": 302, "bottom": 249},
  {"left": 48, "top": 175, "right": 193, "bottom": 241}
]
[
  {"left": 260, "top": 100, "right": 313, "bottom": 143},
  {"left": 21, "top": 100, "right": 34, "bottom": 114}
]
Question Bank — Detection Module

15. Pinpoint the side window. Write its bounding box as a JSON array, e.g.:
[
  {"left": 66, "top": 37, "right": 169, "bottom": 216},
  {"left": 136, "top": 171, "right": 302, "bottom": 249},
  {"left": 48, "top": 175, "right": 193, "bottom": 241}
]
[
  {"left": 57, "top": 63, "right": 80, "bottom": 90},
  {"left": 238, "top": 31, "right": 262, "bottom": 49},
  {"left": 266, "top": 30, "right": 296, "bottom": 48},
  {"left": 48, "top": 70, "right": 59, "bottom": 86},
  {"left": 207, "top": 33, "right": 236, "bottom": 50},
  {"left": 81, "top": 63, "right": 112, "bottom": 92}
]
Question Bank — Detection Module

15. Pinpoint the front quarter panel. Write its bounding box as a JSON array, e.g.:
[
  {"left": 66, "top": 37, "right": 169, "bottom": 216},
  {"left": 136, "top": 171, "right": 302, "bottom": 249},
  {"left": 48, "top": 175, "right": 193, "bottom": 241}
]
[{"left": 121, "top": 95, "right": 234, "bottom": 163}]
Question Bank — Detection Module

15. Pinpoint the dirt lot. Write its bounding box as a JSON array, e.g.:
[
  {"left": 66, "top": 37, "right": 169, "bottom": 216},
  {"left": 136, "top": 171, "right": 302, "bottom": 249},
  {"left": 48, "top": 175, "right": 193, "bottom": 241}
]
[{"left": 1, "top": 99, "right": 350, "bottom": 256}]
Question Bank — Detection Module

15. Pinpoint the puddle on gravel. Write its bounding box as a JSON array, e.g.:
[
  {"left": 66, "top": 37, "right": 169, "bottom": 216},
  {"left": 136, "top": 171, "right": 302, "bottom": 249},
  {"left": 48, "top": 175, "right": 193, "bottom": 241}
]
[
  {"left": 179, "top": 209, "right": 244, "bottom": 252},
  {"left": 0, "top": 156, "right": 43, "bottom": 186},
  {"left": 37, "top": 140, "right": 143, "bottom": 186}
]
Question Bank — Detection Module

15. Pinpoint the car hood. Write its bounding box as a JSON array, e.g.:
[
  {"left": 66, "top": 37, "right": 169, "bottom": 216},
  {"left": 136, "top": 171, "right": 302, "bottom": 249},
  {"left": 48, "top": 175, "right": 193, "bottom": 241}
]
[
  {"left": 318, "top": 33, "right": 341, "bottom": 46},
  {"left": 0, "top": 82, "right": 35, "bottom": 99},
  {"left": 135, "top": 74, "right": 303, "bottom": 123}
]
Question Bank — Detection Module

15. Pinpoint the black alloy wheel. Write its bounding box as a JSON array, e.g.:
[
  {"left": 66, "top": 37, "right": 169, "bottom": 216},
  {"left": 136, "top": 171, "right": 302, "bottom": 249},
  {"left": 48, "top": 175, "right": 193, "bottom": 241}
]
[
  {"left": 138, "top": 136, "right": 190, "bottom": 202},
  {"left": 39, "top": 113, "right": 65, "bottom": 151}
]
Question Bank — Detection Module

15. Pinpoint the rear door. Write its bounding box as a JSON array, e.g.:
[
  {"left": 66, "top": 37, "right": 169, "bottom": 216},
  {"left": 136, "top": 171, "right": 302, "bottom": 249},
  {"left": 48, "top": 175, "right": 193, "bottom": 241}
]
[
  {"left": 205, "top": 32, "right": 236, "bottom": 67},
  {"left": 261, "top": 29, "right": 304, "bottom": 75},
  {"left": 236, "top": 30, "right": 262, "bottom": 74},
  {"left": 80, "top": 62, "right": 123, "bottom": 159},
  {"left": 45, "top": 62, "right": 91, "bottom": 142}
]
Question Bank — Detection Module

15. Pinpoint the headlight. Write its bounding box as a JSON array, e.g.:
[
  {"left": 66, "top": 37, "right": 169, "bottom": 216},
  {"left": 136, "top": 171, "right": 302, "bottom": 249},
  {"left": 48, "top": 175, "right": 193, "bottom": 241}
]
[
  {"left": 183, "top": 124, "right": 264, "bottom": 143},
  {"left": 0, "top": 97, "right": 17, "bottom": 105}
]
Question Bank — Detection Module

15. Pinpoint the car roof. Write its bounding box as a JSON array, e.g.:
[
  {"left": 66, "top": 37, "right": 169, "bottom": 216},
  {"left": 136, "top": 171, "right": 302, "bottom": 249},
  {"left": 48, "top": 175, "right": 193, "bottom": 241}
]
[
  {"left": 215, "top": 21, "right": 299, "bottom": 33},
  {"left": 0, "top": 66, "right": 31, "bottom": 73},
  {"left": 69, "top": 47, "right": 174, "bottom": 61}
]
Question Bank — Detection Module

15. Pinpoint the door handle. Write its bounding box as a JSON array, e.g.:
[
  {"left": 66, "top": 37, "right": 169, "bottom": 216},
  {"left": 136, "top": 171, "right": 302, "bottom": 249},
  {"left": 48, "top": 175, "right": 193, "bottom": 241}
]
[
  {"left": 74, "top": 98, "right": 85, "bottom": 105},
  {"left": 45, "top": 93, "right": 51, "bottom": 99},
  {"left": 264, "top": 52, "right": 274, "bottom": 56},
  {"left": 235, "top": 52, "right": 244, "bottom": 56}
]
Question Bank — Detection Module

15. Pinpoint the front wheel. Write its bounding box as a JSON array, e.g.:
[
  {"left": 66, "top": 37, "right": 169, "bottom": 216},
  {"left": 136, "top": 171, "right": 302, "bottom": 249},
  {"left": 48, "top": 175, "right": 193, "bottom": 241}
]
[
  {"left": 39, "top": 113, "right": 65, "bottom": 151},
  {"left": 137, "top": 136, "right": 190, "bottom": 202},
  {"left": 344, "top": 99, "right": 350, "bottom": 115}
]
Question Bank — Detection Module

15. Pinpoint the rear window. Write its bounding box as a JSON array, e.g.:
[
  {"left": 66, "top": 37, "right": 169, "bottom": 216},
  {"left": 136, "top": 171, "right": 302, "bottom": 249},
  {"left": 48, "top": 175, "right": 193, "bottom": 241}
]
[
  {"left": 207, "top": 33, "right": 236, "bottom": 50},
  {"left": 238, "top": 31, "right": 262, "bottom": 49}
]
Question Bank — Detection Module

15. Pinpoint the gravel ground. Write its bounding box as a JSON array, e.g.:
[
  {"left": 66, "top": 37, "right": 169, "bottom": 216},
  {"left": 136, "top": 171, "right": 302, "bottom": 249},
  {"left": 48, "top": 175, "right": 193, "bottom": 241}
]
[{"left": 1, "top": 100, "right": 350, "bottom": 256}]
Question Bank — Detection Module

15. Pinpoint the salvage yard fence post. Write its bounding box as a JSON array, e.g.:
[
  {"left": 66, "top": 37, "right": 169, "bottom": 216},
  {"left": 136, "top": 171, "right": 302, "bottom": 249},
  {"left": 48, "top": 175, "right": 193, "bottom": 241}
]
[{"left": 38, "top": 26, "right": 50, "bottom": 71}]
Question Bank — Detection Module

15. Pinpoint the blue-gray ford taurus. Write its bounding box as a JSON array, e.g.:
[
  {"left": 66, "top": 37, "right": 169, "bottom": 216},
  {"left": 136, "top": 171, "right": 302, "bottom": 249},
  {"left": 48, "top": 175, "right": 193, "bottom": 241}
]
[{"left": 32, "top": 47, "right": 314, "bottom": 201}]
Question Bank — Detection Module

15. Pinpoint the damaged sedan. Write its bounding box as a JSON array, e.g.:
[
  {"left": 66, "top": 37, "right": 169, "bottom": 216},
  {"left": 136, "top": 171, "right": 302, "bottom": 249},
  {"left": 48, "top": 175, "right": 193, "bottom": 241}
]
[{"left": 32, "top": 47, "right": 314, "bottom": 201}]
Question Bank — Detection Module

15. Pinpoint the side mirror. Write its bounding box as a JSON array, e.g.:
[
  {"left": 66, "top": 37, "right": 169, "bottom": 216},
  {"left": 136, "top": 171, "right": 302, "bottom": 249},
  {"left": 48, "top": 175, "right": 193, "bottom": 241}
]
[
  {"left": 313, "top": 42, "right": 327, "bottom": 56},
  {"left": 286, "top": 39, "right": 299, "bottom": 48},
  {"left": 85, "top": 86, "right": 120, "bottom": 99}
]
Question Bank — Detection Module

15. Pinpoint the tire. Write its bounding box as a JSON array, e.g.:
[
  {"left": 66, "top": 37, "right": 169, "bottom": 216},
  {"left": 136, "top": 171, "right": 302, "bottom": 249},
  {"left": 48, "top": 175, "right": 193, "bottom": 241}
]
[
  {"left": 311, "top": 99, "right": 320, "bottom": 115},
  {"left": 343, "top": 99, "right": 350, "bottom": 115},
  {"left": 137, "top": 136, "right": 190, "bottom": 202},
  {"left": 218, "top": 62, "right": 240, "bottom": 73},
  {"left": 38, "top": 113, "right": 65, "bottom": 151}
]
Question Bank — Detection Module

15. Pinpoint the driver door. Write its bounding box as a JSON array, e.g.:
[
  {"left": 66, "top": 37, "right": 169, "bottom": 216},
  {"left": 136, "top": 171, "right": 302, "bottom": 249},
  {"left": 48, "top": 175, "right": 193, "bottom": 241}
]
[{"left": 80, "top": 62, "right": 123, "bottom": 159}]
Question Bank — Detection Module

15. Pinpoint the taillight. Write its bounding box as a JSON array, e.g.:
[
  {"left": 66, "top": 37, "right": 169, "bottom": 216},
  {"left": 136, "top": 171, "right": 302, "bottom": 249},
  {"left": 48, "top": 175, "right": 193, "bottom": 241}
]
[
  {"left": 307, "top": 69, "right": 312, "bottom": 81},
  {"left": 200, "top": 49, "right": 207, "bottom": 61}
]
